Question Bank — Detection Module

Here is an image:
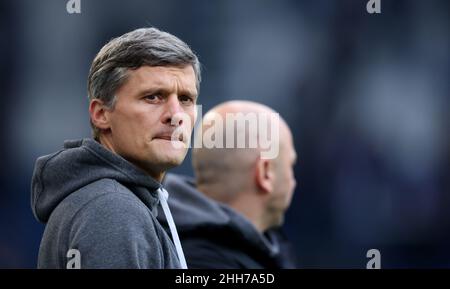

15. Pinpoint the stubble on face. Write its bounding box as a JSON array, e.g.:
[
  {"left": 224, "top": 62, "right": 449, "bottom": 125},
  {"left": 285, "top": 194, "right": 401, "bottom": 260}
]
[{"left": 101, "top": 65, "right": 198, "bottom": 181}]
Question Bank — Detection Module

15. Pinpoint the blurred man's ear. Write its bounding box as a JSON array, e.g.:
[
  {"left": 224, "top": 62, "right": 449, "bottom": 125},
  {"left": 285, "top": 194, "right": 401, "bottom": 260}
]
[
  {"left": 89, "top": 99, "right": 111, "bottom": 131},
  {"left": 254, "top": 157, "right": 275, "bottom": 194}
]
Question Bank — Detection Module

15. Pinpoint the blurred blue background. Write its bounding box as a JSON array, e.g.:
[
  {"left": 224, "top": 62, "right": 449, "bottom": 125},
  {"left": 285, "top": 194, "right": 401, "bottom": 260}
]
[{"left": 0, "top": 0, "right": 449, "bottom": 268}]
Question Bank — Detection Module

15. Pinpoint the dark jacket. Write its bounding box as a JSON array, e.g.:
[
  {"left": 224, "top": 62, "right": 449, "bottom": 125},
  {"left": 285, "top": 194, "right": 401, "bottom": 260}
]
[
  {"left": 159, "top": 173, "right": 298, "bottom": 269},
  {"left": 31, "top": 138, "right": 181, "bottom": 269}
]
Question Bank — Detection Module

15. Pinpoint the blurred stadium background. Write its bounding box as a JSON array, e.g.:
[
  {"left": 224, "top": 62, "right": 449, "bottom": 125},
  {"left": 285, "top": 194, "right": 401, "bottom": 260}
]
[{"left": 0, "top": 0, "right": 448, "bottom": 268}]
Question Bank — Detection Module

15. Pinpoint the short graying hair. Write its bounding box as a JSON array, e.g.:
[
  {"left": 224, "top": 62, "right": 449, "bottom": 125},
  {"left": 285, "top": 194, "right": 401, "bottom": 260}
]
[{"left": 88, "top": 27, "right": 201, "bottom": 140}]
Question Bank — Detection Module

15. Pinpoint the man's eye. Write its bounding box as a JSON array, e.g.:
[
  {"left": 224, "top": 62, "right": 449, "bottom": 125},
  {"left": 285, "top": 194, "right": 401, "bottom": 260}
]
[
  {"left": 179, "top": 95, "right": 194, "bottom": 105},
  {"left": 144, "top": 94, "right": 162, "bottom": 102}
]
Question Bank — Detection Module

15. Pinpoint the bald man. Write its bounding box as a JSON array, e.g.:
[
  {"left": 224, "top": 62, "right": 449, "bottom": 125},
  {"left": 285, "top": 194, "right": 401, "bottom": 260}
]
[{"left": 158, "top": 101, "right": 298, "bottom": 268}]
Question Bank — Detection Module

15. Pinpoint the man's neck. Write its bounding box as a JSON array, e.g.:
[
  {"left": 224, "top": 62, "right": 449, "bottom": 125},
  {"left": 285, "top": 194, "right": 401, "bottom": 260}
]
[
  {"left": 97, "top": 135, "right": 165, "bottom": 182},
  {"left": 228, "top": 195, "right": 268, "bottom": 233}
]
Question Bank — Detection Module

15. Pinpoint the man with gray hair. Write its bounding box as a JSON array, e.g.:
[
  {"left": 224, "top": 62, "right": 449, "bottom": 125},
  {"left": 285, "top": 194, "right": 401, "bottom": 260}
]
[{"left": 31, "top": 27, "right": 200, "bottom": 268}]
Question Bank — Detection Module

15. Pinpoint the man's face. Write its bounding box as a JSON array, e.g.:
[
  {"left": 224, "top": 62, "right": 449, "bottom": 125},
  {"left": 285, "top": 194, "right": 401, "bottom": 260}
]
[
  {"left": 103, "top": 65, "right": 198, "bottom": 180},
  {"left": 269, "top": 127, "right": 297, "bottom": 226}
]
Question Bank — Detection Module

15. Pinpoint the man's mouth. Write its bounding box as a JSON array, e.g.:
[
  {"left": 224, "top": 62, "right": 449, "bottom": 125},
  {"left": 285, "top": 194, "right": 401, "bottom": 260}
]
[{"left": 153, "top": 134, "right": 184, "bottom": 142}]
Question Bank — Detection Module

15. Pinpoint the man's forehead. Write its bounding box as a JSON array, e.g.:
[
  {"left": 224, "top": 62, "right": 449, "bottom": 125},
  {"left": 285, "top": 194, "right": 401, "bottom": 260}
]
[
  {"left": 134, "top": 65, "right": 195, "bottom": 80},
  {"left": 130, "top": 65, "right": 197, "bottom": 92}
]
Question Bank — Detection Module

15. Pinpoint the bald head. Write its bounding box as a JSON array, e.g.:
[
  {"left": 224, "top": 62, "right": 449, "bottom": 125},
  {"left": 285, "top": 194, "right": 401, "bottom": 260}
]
[{"left": 192, "top": 100, "right": 293, "bottom": 203}]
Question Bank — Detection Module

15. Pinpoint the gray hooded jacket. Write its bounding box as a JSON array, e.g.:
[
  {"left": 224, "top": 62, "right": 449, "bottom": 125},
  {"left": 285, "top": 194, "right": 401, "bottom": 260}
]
[{"left": 31, "top": 138, "right": 181, "bottom": 269}]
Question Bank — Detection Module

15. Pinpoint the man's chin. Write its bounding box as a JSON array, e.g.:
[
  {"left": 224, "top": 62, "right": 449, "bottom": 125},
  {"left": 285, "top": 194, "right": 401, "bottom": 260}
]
[
  {"left": 273, "top": 213, "right": 285, "bottom": 228},
  {"left": 146, "top": 142, "right": 188, "bottom": 170},
  {"left": 158, "top": 151, "right": 188, "bottom": 168},
  {"left": 161, "top": 158, "right": 183, "bottom": 170}
]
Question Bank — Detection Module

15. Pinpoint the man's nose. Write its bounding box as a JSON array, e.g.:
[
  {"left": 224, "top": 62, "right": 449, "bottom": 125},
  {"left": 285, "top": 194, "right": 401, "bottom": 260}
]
[{"left": 162, "top": 95, "right": 184, "bottom": 126}]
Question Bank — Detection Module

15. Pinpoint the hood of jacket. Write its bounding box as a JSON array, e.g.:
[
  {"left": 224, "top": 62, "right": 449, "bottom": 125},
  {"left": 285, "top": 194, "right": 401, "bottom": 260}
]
[
  {"left": 160, "top": 173, "right": 281, "bottom": 258},
  {"left": 31, "top": 138, "right": 161, "bottom": 223}
]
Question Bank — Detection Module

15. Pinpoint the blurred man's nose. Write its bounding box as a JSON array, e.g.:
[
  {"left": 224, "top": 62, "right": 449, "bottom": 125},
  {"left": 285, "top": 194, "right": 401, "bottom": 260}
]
[{"left": 162, "top": 95, "right": 184, "bottom": 126}]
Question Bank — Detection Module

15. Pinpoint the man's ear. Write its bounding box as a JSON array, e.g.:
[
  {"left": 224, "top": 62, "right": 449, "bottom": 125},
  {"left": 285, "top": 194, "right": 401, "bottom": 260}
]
[
  {"left": 255, "top": 157, "right": 275, "bottom": 194},
  {"left": 89, "top": 99, "right": 111, "bottom": 131}
]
